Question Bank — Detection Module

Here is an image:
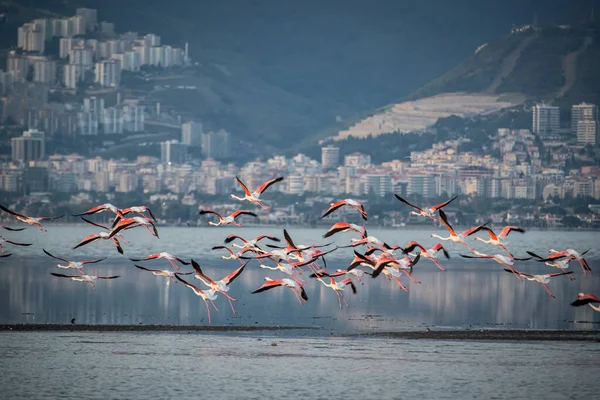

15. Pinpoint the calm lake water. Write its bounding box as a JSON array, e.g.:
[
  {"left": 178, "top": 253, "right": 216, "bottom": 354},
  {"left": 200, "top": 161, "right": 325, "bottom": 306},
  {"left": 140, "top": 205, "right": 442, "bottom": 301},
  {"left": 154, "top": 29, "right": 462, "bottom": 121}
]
[
  {"left": 0, "top": 226, "right": 599, "bottom": 330},
  {"left": 2, "top": 226, "right": 600, "bottom": 399}
]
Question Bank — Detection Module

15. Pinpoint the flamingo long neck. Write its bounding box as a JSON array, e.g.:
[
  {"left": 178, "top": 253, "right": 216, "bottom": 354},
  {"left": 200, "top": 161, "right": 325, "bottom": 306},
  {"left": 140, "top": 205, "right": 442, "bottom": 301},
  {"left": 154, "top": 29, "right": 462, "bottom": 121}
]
[
  {"left": 590, "top": 304, "right": 600, "bottom": 312},
  {"left": 432, "top": 234, "right": 451, "bottom": 241},
  {"left": 230, "top": 194, "right": 246, "bottom": 201}
]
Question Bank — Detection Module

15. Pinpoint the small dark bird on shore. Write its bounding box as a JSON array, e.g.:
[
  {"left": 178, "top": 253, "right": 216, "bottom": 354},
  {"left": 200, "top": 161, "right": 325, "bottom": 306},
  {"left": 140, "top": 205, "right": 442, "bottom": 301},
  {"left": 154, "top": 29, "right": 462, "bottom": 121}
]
[{"left": 71, "top": 318, "right": 76, "bottom": 324}]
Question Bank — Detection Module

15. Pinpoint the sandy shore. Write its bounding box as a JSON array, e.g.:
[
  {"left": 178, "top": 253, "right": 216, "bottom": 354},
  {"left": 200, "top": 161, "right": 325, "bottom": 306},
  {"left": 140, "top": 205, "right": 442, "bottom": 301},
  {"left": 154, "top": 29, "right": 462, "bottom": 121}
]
[{"left": 1, "top": 324, "right": 599, "bottom": 341}]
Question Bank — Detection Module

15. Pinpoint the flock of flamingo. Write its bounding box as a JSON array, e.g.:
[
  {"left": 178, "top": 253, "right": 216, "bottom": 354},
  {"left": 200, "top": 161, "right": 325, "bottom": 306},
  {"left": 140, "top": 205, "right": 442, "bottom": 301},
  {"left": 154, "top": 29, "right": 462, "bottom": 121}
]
[{"left": 0, "top": 175, "right": 599, "bottom": 324}]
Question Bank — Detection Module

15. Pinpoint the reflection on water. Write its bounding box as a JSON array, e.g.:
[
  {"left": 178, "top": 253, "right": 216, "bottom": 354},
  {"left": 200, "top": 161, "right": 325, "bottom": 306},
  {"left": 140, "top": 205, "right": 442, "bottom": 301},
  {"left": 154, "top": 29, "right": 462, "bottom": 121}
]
[
  {"left": 1, "top": 255, "right": 599, "bottom": 331},
  {"left": 1, "top": 226, "right": 599, "bottom": 331}
]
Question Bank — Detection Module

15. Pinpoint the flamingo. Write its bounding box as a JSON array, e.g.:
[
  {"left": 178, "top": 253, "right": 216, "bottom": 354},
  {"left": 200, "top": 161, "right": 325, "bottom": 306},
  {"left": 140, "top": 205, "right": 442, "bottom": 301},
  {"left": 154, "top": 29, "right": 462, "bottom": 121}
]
[
  {"left": 310, "top": 268, "right": 371, "bottom": 283},
  {"left": 431, "top": 209, "right": 488, "bottom": 252},
  {"left": 133, "top": 264, "right": 192, "bottom": 282},
  {"left": 404, "top": 241, "right": 450, "bottom": 271},
  {"left": 43, "top": 249, "right": 106, "bottom": 273},
  {"left": 129, "top": 252, "right": 190, "bottom": 271},
  {"left": 257, "top": 256, "right": 319, "bottom": 283},
  {"left": 175, "top": 275, "right": 219, "bottom": 325},
  {"left": 321, "top": 199, "right": 367, "bottom": 221},
  {"left": 190, "top": 259, "right": 247, "bottom": 315},
  {"left": 371, "top": 253, "right": 421, "bottom": 281},
  {"left": 211, "top": 245, "right": 258, "bottom": 264},
  {"left": 198, "top": 209, "right": 258, "bottom": 227},
  {"left": 460, "top": 251, "right": 532, "bottom": 280},
  {"left": 74, "top": 217, "right": 125, "bottom": 254},
  {"left": 527, "top": 249, "right": 592, "bottom": 276},
  {"left": 470, "top": 225, "right": 525, "bottom": 255},
  {"left": 0, "top": 235, "right": 32, "bottom": 254},
  {"left": 526, "top": 251, "right": 577, "bottom": 280},
  {"left": 316, "top": 276, "right": 357, "bottom": 309},
  {"left": 344, "top": 235, "right": 401, "bottom": 252},
  {"left": 111, "top": 205, "right": 156, "bottom": 228},
  {"left": 394, "top": 194, "right": 457, "bottom": 221},
  {"left": 50, "top": 272, "right": 119, "bottom": 289},
  {"left": 224, "top": 234, "right": 280, "bottom": 250},
  {"left": 252, "top": 277, "right": 308, "bottom": 305},
  {"left": 570, "top": 293, "right": 600, "bottom": 311},
  {"left": 502, "top": 269, "right": 573, "bottom": 298},
  {"left": 322, "top": 222, "right": 366, "bottom": 239},
  {"left": 0, "top": 204, "right": 64, "bottom": 232},
  {"left": 72, "top": 203, "right": 124, "bottom": 218},
  {"left": 230, "top": 176, "right": 284, "bottom": 210},
  {"left": 109, "top": 216, "right": 159, "bottom": 238}
]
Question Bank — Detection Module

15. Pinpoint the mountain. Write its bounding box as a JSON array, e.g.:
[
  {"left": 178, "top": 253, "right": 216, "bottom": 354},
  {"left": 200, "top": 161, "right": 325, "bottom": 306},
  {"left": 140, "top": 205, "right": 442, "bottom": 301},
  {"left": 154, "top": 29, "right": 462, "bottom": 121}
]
[
  {"left": 325, "top": 20, "right": 600, "bottom": 143},
  {"left": 2, "top": 0, "right": 598, "bottom": 153}
]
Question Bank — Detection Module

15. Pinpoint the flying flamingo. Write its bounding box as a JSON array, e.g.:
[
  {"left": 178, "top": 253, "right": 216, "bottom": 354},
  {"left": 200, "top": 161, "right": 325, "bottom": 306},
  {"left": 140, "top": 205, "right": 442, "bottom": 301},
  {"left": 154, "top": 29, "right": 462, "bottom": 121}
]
[
  {"left": 321, "top": 199, "right": 368, "bottom": 221},
  {"left": 230, "top": 176, "right": 284, "bottom": 210},
  {"left": 198, "top": 209, "right": 258, "bottom": 227},
  {"left": 371, "top": 253, "right": 421, "bottom": 281},
  {"left": 322, "top": 222, "right": 366, "bottom": 239},
  {"left": 526, "top": 251, "right": 577, "bottom": 280},
  {"left": 470, "top": 225, "right": 525, "bottom": 255},
  {"left": 72, "top": 203, "right": 124, "bottom": 218},
  {"left": 109, "top": 216, "right": 159, "bottom": 238},
  {"left": 252, "top": 277, "right": 308, "bottom": 305},
  {"left": 43, "top": 249, "right": 106, "bottom": 273},
  {"left": 0, "top": 204, "right": 64, "bottom": 232},
  {"left": 316, "top": 276, "right": 357, "bottom": 309},
  {"left": 175, "top": 275, "right": 219, "bottom": 325},
  {"left": 460, "top": 251, "right": 532, "bottom": 280},
  {"left": 404, "top": 241, "right": 450, "bottom": 271},
  {"left": 211, "top": 245, "right": 258, "bottom": 264},
  {"left": 190, "top": 260, "right": 247, "bottom": 315},
  {"left": 502, "top": 269, "right": 573, "bottom": 298},
  {"left": 224, "top": 234, "right": 280, "bottom": 250},
  {"left": 0, "top": 235, "right": 32, "bottom": 254},
  {"left": 344, "top": 234, "right": 401, "bottom": 252},
  {"left": 111, "top": 205, "right": 156, "bottom": 227},
  {"left": 74, "top": 217, "right": 125, "bottom": 254},
  {"left": 431, "top": 209, "right": 488, "bottom": 252},
  {"left": 571, "top": 293, "right": 600, "bottom": 312},
  {"left": 50, "top": 272, "right": 120, "bottom": 290},
  {"left": 129, "top": 252, "right": 190, "bottom": 271},
  {"left": 526, "top": 249, "right": 592, "bottom": 275},
  {"left": 310, "top": 268, "right": 372, "bottom": 284},
  {"left": 394, "top": 194, "right": 457, "bottom": 222},
  {"left": 133, "top": 264, "right": 192, "bottom": 282}
]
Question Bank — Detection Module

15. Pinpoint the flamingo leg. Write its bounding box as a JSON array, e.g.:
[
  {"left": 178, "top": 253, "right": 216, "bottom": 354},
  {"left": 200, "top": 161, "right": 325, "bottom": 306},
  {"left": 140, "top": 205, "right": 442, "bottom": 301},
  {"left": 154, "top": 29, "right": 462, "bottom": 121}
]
[
  {"left": 210, "top": 300, "right": 219, "bottom": 312},
  {"left": 393, "top": 276, "right": 408, "bottom": 292},
  {"left": 202, "top": 299, "right": 211, "bottom": 325},
  {"left": 541, "top": 283, "right": 555, "bottom": 298},
  {"left": 257, "top": 201, "right": 270, "bottom": 210},
  {"left": 430, "top": 258, "right": 446, "bottom": 271},
  {"left": 292, "top": 289, "right": 304, "bottom": 305},
  {"left": 336, "top": 291, "right": 343, "bottom": 309},
  {"left": 168, "top": 259, "right": 180, "bottom": 271},
  {"left": 404, "top": 270, "right": 421, "bottom": 284},
  {"left": 579, "top": 259, "right": 591, "bottom": 275},
  {"left": 342, "top": 293, "right": 350, "bottom": 308},
  {"left": 225, "top": 295, "right": 237, "bottom": 315}
]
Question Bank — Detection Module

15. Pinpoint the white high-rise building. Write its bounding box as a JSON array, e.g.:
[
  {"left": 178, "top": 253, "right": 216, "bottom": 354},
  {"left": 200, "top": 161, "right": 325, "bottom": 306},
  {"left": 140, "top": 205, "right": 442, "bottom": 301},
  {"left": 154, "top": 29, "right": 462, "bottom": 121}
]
[
  {"left": 123, "top": 104, "right": 144, "bottom": 132},
  {"left": 63, "top": 64, "right": 86, "bottom": 89},
  {"left": 70, "top": 15, "right": 86, "bottom": 36},
  {"left": 7, "top": 52, "right": 29, "bottom": 81},
  {"left": 60, "top": 18, "right": 74, "bottom": 37},
  {"left": 11, "top": 129, "right": 45, "bottom": 162},
  {"left": 321, "top": 145, "right": 340, "bottom": 170},
  {"left": 33, "top": 59, "right": 56, "bottom": 84},
  {"left": 59, "top": 37, "right": 74, "bottom": 58},
  {"left": 78, "top": 111, "right": 98, "bottom": 135},
  {"left": 150, "top": 46, "right": 166, "bottom": 66},
  {"left": 111, "top": 51, "right": 140, "bottom": 72},
  {"left": 160, "top": 140, "right": 188, "bottom": 164},
  {"left": 69, "top": 46, "right": 93, "bottom": 68},
  {"left": 577, "top": 120, "right": 599, "bottom": 146},
  {"left": 102, "top": 107, "right": 123, "bottom": 134},
  {"left": 94, "top": 59, "right": 121, "bottom": 87},
  {"left": 572, "top": 102, "right": 598, "bottom": 135},
  {"left": 133, "top": 43, "right": 149, "bottom": 65},
  {"left": 181, "top": 121, "right": 203, "bottom": 146},
  {"left": 532, "top": 103, "right": 560, "bottom": 137},
  {"left": 33, "top": 18, "right": 52, "bottom": 41},
  {"left": 344, "top": 152, "right": 371, "bottom": 167},
  {"left": 144, "top": 34, "right": 161, "bottom": 47},
  {"left": 76, "top": 8, "right": 98, "bottom": 29},
  {"left": 18, "top": 23, "right": 45, "bottom": 53}
]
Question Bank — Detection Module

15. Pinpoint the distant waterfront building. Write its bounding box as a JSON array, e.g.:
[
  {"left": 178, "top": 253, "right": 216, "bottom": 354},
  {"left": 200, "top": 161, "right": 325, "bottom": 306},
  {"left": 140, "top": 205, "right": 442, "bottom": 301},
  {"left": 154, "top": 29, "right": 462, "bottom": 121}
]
[
  {"left": 160, "top": 140, "right": 188, "bottom": 164},
  {"left": 122, "top": 103, "right": 144, "bottom": 132},
  {"left": 94, "top": 59, "right": 121, "bottom": 87},
  {"left": 69, "top": 46, "right": 93, "bottom": 69},
  {"left": 18, "top": 23, "right": 45, "bottom": 53},
  {"left": 344, "top": 152, "right": 371, "bottom": 167},
  {"left": 363, "top": 174, "right": 392, "bottom": 197},
  {"left": 102, "top": 107, "right": 123, "bottom": 134},
  {"left": 532, "top": 103, "right": 560, "bottom": 138},
  {"left": 576, "top": 120, "right": 599, "bottom": 146},
  {"left": 100, "top": 21, "right": 115, "bottom": 36},
  {"left": 407, "top": 174, "right": 436, "bottom": 198},
  {"left": 69, "top": 15, "right": 86, "bottom": 36},
  {"left": 75, "top": 8, "right": 98, "bottom": 30},
  {"left": 32, "top": 59, "right": 56, "bottom": 84},
  {"left": 63, "top": 64, "right": 86, "bottom": 89},
  {"left": 287, "top": 174, "right": 304, "bottom": 195},
  {"left": 11, "top": 129, "right": 45, "bottom": 162},
  {"left": 181, "top": 121, "right": 203, "bottom": 146},
  {"left": 7, "top": 52, "right": 29, "bottom": 81},
  {"left": 321, "top": 145, "right": 340, "bottom": 170},
  {"left": 144, "top": 34, "right": 161, "bottom": 47},
  {"left": 572, "top": 102, "right": 598, "bottom": 128},
  {"left": 201, "top": 129, "right": 231, "bottom": 159}
]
